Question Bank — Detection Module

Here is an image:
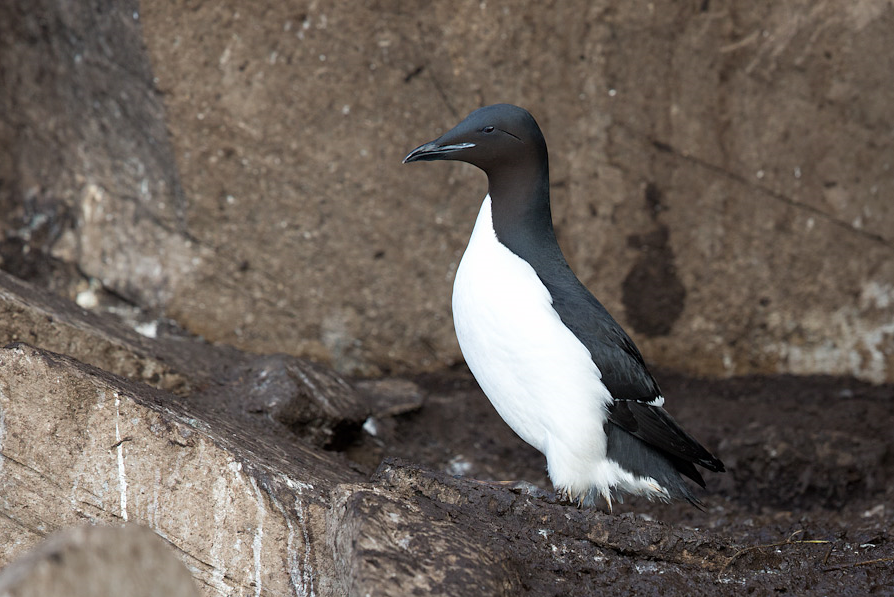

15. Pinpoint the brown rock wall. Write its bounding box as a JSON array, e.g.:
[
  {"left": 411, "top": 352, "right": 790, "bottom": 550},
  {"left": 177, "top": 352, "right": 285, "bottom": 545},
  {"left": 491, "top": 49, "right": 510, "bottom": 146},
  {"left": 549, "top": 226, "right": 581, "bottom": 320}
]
[{"left": 1, "top": 0, "right": 892, "bottom": 379}]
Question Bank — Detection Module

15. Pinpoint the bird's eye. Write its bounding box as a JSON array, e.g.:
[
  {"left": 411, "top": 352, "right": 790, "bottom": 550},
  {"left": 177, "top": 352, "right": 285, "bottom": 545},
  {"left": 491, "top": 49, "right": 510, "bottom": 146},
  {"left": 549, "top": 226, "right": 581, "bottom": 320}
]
[{"left": 482, "top": 126, "right": 495, "bottom": 133}]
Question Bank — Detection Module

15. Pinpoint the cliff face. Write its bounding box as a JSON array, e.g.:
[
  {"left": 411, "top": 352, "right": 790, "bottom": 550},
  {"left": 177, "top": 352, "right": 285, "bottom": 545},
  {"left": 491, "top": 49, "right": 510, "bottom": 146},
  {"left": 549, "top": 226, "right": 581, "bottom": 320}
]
[{"left": 1, "top": 0, "right": 892, "bottom": 381}]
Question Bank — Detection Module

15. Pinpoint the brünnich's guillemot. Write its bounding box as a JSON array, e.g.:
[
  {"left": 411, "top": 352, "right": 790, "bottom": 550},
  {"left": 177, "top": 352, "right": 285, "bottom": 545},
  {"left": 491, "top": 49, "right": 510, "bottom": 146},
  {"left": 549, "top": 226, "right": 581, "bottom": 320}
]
[{"left": 403, "top": 104, "right": 724, "bottom": 510}]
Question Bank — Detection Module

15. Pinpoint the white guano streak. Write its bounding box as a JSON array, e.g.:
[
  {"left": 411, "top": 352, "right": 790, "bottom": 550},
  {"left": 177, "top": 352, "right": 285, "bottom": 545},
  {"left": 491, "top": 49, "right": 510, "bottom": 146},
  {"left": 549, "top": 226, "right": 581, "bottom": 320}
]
[
  {"left": 271, "top": 493, "right": 315, "bottom": 597},
  {"left": 0, "top": 398, "right": 5, "bottom": 475},
  {"left": 249, "top": 476, "right": 266, "bottom": 597},
  {"left": 294, "top": 496, "right": 315, "bottom": 597},
  {"left": 114, "top": 393, "right": 128, "bottom": 522}
]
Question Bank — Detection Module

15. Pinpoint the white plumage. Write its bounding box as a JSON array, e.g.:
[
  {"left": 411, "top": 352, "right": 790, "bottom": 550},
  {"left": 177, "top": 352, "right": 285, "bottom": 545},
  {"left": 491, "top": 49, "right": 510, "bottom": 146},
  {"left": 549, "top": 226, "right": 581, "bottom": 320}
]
[{"left": 452, "top": 196, "right": 669, "bottom": 505}]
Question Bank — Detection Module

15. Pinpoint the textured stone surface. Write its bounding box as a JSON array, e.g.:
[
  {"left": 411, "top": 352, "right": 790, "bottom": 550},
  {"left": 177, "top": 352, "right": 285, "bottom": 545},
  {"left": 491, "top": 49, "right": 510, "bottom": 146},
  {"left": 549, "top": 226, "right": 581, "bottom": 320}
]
[
  {"left": 0, "top": 269, "right": 203, "bottom": 394},
  {"left": 0, "top": 524, "right": 200, "bottom": 597},
  {"left": 1, "top": 0, "right": 893, "bottom": 381},
  {"left": 0, "top": 0, "right": 200, "bottom": 310},
  {"left": 0, "top": 343, "right": 353, "bottom": 596},
  {"left": 0, "top": 269, "right": 371, "bottom": 448}
]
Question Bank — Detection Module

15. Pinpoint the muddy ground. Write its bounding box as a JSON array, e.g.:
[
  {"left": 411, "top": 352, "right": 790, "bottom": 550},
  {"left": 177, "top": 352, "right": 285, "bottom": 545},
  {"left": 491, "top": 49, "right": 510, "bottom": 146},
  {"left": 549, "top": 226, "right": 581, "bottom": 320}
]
[{"left": 341, "top": 368, "right": 894, "bottom": 594}]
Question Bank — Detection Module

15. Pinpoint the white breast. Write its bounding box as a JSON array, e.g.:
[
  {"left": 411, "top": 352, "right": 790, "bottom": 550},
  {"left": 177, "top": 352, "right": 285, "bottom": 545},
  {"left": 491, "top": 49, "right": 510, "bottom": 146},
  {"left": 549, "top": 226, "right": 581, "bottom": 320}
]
[{"left": 452, "top": 196, "right": 617, "bottom": 496}]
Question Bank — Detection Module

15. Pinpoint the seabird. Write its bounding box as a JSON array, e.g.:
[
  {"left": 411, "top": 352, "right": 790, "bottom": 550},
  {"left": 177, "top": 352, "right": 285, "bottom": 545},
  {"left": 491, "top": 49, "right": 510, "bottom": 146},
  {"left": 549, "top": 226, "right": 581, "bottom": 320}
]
[{"left": 403, "top": 104, "right": 724, "bottom": 509}]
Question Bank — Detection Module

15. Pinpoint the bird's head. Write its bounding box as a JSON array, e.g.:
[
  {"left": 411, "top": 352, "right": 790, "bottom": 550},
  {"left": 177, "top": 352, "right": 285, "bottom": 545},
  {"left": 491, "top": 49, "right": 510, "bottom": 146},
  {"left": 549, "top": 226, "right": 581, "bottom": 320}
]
[{"left": 403, "top": 104, "right": 547, "bottom": 175}]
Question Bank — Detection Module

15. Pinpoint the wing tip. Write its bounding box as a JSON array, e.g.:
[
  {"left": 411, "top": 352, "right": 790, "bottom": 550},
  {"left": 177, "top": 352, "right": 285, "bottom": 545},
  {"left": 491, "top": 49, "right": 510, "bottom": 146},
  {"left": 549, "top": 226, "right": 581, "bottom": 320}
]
[
  {"left": 698, "top": 454, "right": 725, "bottom": 473},
  {"left": 618, "top": 400, "right": 726, "bottom": 473}
]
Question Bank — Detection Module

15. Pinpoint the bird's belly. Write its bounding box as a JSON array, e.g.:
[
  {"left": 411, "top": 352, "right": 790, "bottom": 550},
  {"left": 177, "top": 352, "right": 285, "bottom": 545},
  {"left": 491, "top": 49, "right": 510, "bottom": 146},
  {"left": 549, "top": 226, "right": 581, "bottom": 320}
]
[{"left": 451, "top": 204, "right": 610, "bottom": 461}]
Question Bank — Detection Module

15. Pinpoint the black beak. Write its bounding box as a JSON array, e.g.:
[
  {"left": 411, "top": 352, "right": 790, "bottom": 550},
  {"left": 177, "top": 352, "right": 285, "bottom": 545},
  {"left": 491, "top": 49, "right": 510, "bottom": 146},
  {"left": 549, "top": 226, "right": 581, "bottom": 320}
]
[{"left": 402, "top": 140, "right": 475, "bottom": 163}]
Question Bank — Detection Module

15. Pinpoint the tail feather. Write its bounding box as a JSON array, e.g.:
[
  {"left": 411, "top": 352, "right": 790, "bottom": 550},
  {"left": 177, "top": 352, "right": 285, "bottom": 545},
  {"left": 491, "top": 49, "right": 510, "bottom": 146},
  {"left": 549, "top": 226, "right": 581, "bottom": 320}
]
[{"left": 604, "top": 421, "right": 706, "bottom": 509}]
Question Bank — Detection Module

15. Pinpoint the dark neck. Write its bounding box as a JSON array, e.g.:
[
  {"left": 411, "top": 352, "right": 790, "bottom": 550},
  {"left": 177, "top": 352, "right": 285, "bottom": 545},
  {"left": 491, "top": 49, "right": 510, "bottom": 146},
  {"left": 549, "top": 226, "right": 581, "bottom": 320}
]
[{"left": 487, "top": 157, "right": 564, "bottom": 272}]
